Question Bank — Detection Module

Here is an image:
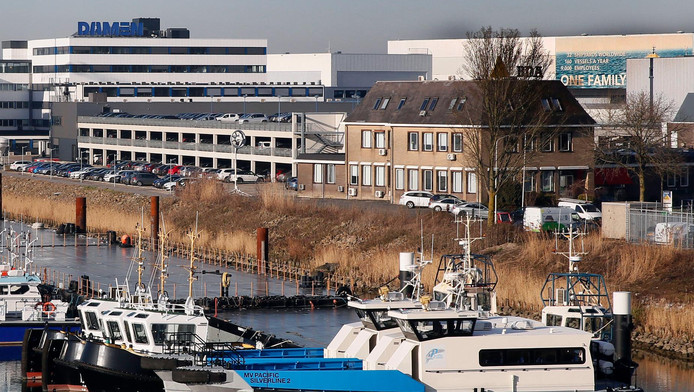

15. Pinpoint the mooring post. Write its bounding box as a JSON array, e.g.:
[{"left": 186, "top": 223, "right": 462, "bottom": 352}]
[
  {"left": 257, "top": 227, "right": 269, "bottom": 275},
  {"left": 75, "top": 197, "right": 86, "bottom": 233},
  {"left": 150, "top": 196, "right": 159, "bottom": 250}
]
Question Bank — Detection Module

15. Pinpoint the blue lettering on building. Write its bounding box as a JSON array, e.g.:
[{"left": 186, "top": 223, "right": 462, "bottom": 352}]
[{"left": 77, "top": 22, "right": 144, "bottom": 37}]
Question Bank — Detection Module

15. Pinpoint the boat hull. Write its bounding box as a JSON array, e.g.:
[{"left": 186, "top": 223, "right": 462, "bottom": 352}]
[{"left": 1, "top": 321, "right": 80, "bottom": 361}]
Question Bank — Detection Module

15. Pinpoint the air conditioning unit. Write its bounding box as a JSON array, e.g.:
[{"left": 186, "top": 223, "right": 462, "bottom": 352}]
[
  {"left": 378, "top": 149, "right": 387, "bottom": 156},
  {"left": 337, "top": 185, "right": 344, "bottom": 192},
  {"left": 446, "top": 153, "right": 456, "bottom": 161},
  {"left": 348, "top": 188, "right": 357, "bottom": 196},
  {"left": 375, "top": 191, "right": 384, "bottom": 198},
  {"left": 419, "top": 110, "right": 427, "bottom": 117},
  {"left": 299, "top": 184, "right": 305, "bottom": 191}
]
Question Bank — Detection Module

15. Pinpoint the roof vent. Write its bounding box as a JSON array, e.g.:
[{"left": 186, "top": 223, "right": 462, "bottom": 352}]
[{"left": 419, "top": 110, "right": 427, "bottom": 117}]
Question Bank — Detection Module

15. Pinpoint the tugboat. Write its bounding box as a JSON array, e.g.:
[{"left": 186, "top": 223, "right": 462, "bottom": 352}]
[{"left": 541, "top": 227, "right": 643, "bottom": 391}]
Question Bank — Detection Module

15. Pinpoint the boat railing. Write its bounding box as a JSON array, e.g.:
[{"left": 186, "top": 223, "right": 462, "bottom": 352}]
[{"left": 161, "top": 331, "right": 244, "bottom": 368}]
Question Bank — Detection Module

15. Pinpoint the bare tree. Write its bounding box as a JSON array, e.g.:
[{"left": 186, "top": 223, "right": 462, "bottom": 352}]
[
  {"left": 459, "top": 27, "right": 559, "bottom": 224},
  {"left": 596, "top": 92, "right": 681, "bottom": 201}
]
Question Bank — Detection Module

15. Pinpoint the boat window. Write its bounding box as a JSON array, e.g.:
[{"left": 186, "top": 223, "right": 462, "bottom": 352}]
[
  {"left": 408, "top": 318, "right": 475, "bottom": 341},
  {"left": 546, "top": 314, "right": 563, "bottom": 326},
  {"left": 135, "top": 313, "right": 150, "bottom": 319},
  {"left": 152, "top": 324, "right": 169, "bottom": 345},
  {"left": 10, "top": 285, "right": 30, "bottom": 294},
  {"left": 85, "top": 311, "right": 99, "bottom": 331},
  {"left": 132, "top": 323, "right": 148, "bottom": 344},
  {"left": 583, "top": 316, "right": 606, "bottom": 334},
  {"left": 479, "top": 347, "right": 585, "bottom": 366},
  {"left": 0, "top": 286, "right": 7, "bottom": 295},
  {"left": 87, "top": 302, "right": 101, "bottom": 307},
  {"left": 151, "top": 323, "right": 196, "bottom": 345},
  {"left": 369, "top": 310, "right": 398, "bottom": 330},
  {"left": 110, "top": 311, "right": 122, "bottom": 316},
  {"left": 123, "top": 321, "right": 132, "bottom": 343},
  {"left": 566, "top": 317, "right": 580, "bottom": 329},
  {"left": 107, "top": 321, "right": 123, "bottom": 341}
]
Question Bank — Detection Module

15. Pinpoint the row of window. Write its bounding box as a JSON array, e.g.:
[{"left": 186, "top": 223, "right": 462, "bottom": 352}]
[
  {"left": 540, "top": 97, "right": 564, "bottom": 112},
  {"left": 33, "top": 46, "right": 266, "bottom": 56},
  {"left": 33, "top": 64, "right": 266, "bottom": 74},
  {"left": 83, "top": 86, "right": 323, "bottom": 98},
  {"left": 343, "top": 164, "right": 479, "bottom": 193},
  {"left": 0, "top": 119, "right": 49, "bottom": 128},
  {"left": 0, "top": 84, "right": 30, "bottom": 91},
  {"left": 361, "top": 130, "right": 573, "bottom": 153},
  {"left": 479, "top": 347, "right": 585, "bottom": 367},
  {"left": 666, "top": 168, "right": 690, "bottom": 188},
  {"left": 0, "top": 62, "right": 30, "bottom": 74},
  {"left": 371, "top": 96, "right": 467, "bottom": 112},
  {"left": 0, "top": 101, "right": 30, "bottom": 109}
]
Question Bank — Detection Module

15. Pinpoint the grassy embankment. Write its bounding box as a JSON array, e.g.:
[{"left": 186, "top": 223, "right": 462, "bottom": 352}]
[{"left": 4, "top": 176, "right": 694, "bottom": 345}]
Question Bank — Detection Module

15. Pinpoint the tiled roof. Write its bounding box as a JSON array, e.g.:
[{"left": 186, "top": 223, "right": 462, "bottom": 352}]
[{"left": 344, "top": 80, "right": 595, "bottom": 126}]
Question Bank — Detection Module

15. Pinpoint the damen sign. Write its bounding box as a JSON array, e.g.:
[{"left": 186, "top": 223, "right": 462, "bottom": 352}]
[{"left": 77, "top": 22, "right": 144, "bottom": 37}]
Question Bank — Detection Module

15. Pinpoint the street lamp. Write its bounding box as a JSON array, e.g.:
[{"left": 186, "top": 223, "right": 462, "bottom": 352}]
[{"left": 21, "top": 146, "right": 26, "bottom": 157}]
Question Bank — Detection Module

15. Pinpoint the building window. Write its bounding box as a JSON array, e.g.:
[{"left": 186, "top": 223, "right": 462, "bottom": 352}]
[
  {"left": 682, "top": 168, "right": 690, "bottom": 187},
  {"left": 397, "top": 98, "right": 406, "bottom": 110},
  {"left": 541, "top": 171, "right": 554, "bottom": 192},
  {"left": 380, "top": 97, "right": 390, "bottom": 110},
  {"left": 541, "top": 98, "right": 552, "bottom": 112},
  {"left": 524, "top": 171, "right": 536, "bottom": 192},
  {"left": 437, "top": 133, "right": 448, "bottom": 152},
  {"left": 326, "top": 164, "right": 335, "bottom": 184},
  {"left": 361, "top": 130, "right": 372, "bottom": 148},
  {"left": 452, "top": 171, "right": 463, "bottom": 193},
  {"left": 437, "top": 170, "right": 448, "bottom": 192},
  {"left": 408, "top": 132, "right": 419, "bottom": 150},
  {"left": 541, "top": 133, "right": 553, "bottom": 152},
  {"left": 362, "top": 165, "right": 372, "bottom": 186},
  {"left": 313, "top": 164, "right": 323, "bottom": 183},
  {"left": 349, "top": 165, "right": 358, "bottom": 185},
  {"left": 395, "top": 169, "right": 405, "bottom": 190},
  {"left": 456, "top": 97, "right": 467, "bottom": 111},
  {"left": 423, "top": 132, "right": 433, "bottom": 151},
  {"left": 420, "top": 98, "right": 430, "bottom": 111},
  {"left": 524, "top": 136, "right": 535, "bottom": 152},
  {"left": 667, "top": 172, "right": 676, "bottom": 187},
  {"left": 559, "top": 173, "right": 574, "bottom": 193},
  {"left": 552, "top": 98, "right": 563, "bottom": 111},
  {"left": 448, "top": 97, "right": 458, "bottom": 111},
  {"left": 429, "top": 97, "right": 438, "bottom": 111},
  {"left": 375, "top": 166, "right": 386, "bottom": 187},
  {"left": 372, "top": 98, "right": 382, "bottom": 110},
  {"left": 375, "top": 131, "right": 386, "bottom": 149},
  {"left": 408, "top": 169, "right": 419, "bottom": 190},
  {"left": 559, "top": 132, "right": 572, "bottom": 152},
  {"left": 423, "top": 170, "right": 433, "bottom": 191},
  {"left": 467, "top": 172, "right": 477, "bottom": 193},
  {"left": 452, "top": 133, "right": 463, "bottom": 152}
]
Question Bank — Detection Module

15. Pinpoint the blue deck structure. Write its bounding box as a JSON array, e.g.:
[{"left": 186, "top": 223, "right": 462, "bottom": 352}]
[{"left": 236, "top": 369, "right": 425, "bottom": 392}]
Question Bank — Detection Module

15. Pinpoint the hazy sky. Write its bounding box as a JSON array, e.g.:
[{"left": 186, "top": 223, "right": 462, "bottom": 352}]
[{"left": 3, "top": 0, "right": 694, "bottom": 53}]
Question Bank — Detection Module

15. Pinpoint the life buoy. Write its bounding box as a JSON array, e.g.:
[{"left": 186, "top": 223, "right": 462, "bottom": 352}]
[
  {"left": 42, "top": 302, "right": 56, "bottom": 316},
  {"left": 222, "top": 272, "right": 231, "bottom": 288}
]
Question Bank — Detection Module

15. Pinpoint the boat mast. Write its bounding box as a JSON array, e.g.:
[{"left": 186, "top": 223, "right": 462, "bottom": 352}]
[
  {"left": 158, "top": 224, "right": 169, "bottom": 295},
  {"left": 135, "top": 210, "right": 147, "bottom": 290}
]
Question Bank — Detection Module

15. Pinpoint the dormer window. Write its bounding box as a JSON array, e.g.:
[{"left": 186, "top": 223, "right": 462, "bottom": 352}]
[
  {"left": 541, "top": 98, "right": 552, "bottom": 112},
  {"left": 552, "top": 98, "right": 563, "bottom": 111},
  {"left": 541, "top": 97, "right": 563, "bottom": 112},
  {"left": 372, "top": 98, "right": 382, "bottom": 110}
]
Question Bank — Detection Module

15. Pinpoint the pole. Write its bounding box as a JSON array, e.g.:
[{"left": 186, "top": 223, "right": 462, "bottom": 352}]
[{"left": 521, "top": 134, "right": 527, "bottom": 208}]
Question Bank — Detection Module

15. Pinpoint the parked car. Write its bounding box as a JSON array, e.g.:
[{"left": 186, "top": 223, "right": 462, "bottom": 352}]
[
  {"left": 69, "top": 167, "right": 96, "bottom": 179},
  {"left": 168, "top": 165, "right": 184, "bottom": 175},
  {"left": 268, "top": 112, "right": 291, "bottom": 122},
  {"left": 398, "top": 191, "right": 435, "bottom": 208},
  {"left": 451, "top": 202, "right": 490, "bottom": 218},
  {"left": 216, "top": 113, "right": 240, "bottom": 123},
  {"left": 163, "top": 177, "right": 187, "bottom": 191},
  {"left": 86, "top": 168, "right": 110, "bottom": 181},
  {"left": 129, "top": 172, "right": 158, "bottom": 186},
  {"left": 523, "top": 206, "right": 580, "bottom": 232},
  {"left": 10, "top": 160, "right": 32, "bottom": 171},
  {"left": 238, "top": 113, "right": 268, "bottom": 124},
  {"left": 225, "top": 169, "right": 264, "bottom": 183},
  {"left": 558, "top": 198, "right": 602, "bottom": 224},
  {"left": 216, "top": 168, "right": 236, "bottom": 181},
  {"left": 152, "top": 164, "right": 172, "bottom": 176},
  {"left": 428, "top": 198, "right": 465, "bottom": 212},
  {"left": 103, "top": 170, "right": 125, "bottom": 183},
  {"left": 430, "top": 194, "right": 463, "bottom": 203},
  {"left": 285, "top": 177, "right": 298, "bottom": 191},
  {"left": 154, "top": 175, "right": 181, "bottom": 189},
  {"left": 119, "top": 170, "right": 137, "bottom": 185}
]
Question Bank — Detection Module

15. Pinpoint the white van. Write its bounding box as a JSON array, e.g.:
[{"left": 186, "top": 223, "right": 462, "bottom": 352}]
[
  {"left": 558, "top": 198, "right": 602, "bottom": 223},
  {"left": 524, "top": 207, "right": 580, "bottom": 232}
]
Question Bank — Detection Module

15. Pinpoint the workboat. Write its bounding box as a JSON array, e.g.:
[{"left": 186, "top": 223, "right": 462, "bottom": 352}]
[
  {"left": 540, "top": 227, "right": 642, "bottom": 391},
  {"left": 22, "top": 218, "right": 275, "bottom": 392},
  {"left": 161, "top": 217, "right": 644, "bottom": 392},
  {"left": 0, "top": 225, "right": 79, "bottom": 362}
]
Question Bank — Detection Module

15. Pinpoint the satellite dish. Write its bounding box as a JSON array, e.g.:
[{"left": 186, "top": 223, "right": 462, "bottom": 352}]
[{"left": 231, "top": 130, "right": 246, "bottom": 148}]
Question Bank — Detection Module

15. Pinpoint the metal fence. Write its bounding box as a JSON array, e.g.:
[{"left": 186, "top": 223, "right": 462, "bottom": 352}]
[{"left": 627, "top": 206, "right": 694, "bottom": 248}]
